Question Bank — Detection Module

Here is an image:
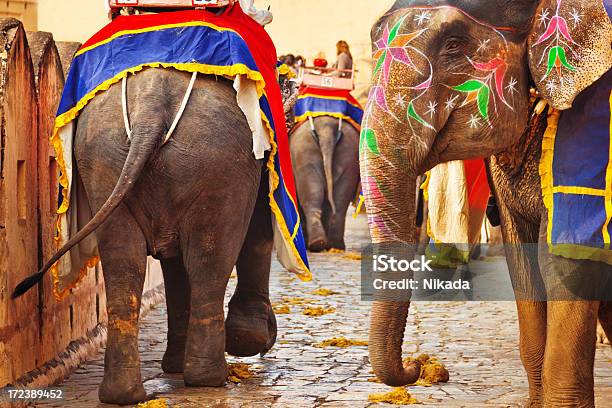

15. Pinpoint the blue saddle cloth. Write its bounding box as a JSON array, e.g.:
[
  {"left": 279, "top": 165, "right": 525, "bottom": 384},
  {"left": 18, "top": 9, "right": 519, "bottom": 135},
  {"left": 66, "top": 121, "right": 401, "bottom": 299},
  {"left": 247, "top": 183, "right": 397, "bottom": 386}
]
[{"left": 542, "top": 69, "right": 612, "bottom": 264}]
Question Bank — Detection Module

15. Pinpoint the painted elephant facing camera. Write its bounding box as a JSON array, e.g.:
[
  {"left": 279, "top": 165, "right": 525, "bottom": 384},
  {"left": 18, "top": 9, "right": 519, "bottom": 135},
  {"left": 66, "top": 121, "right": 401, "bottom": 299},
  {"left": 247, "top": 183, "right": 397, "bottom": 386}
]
[
  {"left": 361, "top": 0, "right": 611, "bottom": 406},
  {"left": 290, "top": 116, "right": 361, "bottom": 252}
]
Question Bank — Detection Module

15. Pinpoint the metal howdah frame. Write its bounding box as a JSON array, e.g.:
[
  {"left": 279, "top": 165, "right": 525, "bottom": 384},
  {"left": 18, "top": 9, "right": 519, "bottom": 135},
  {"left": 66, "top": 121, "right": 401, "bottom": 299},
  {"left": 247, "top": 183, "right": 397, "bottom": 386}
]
[{"left": 108, "top": 0, "right": 236, "bottom": 11}]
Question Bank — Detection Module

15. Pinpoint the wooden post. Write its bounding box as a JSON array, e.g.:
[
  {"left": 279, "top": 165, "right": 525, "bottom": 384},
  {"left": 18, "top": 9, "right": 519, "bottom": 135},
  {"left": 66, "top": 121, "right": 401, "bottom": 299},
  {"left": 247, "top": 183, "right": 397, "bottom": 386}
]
[
  {"left": 26, "top": 30, "right": 71, "bottom": 366},
  {"left": 0, "top": 18, "right": 39, "bottom": 386}
]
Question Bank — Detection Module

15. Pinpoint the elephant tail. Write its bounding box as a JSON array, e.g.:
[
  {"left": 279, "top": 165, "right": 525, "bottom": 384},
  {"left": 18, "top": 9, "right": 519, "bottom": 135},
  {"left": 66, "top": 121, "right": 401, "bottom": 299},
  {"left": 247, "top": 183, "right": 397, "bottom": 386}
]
[
  {"left": 12, "top": 120, "right": 162, "bottom": 299},
  {"left": 319, "top": 123, "right": 338, "bottom": 214}
]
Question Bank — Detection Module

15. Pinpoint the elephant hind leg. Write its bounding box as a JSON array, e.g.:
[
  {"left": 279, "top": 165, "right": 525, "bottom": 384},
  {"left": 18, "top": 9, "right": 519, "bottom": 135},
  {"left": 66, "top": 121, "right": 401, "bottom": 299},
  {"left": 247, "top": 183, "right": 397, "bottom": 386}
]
[
  {"left": 161, "top": 257, "right": 190, "bottom": 373},
  {"left": 180, "top": 185, "right": 257, "bottom": 387},
  {"left": 181, "top": 236, "right": 234, "bottom": 387},
  {"left": 304, "top": 194, "right": 328, "bottom": 251},
  {"left": 181, "top": 229, "right": 244, "bottom": 387},
  {"left": 597, "top": 302, "right": 612, "bottom": 345},
  {"left": 97, "top": 206, "right": 147, "bottom": 405},
  {"left": 226, "top": 176, "right": 276, "bottom": 357}
]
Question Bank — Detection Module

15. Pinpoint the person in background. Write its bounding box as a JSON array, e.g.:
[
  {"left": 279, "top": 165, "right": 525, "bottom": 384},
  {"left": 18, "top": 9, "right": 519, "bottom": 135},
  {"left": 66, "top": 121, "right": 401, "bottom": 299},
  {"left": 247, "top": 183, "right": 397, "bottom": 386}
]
[
  {"left": 332, "top": 40, "right": 353, "bottom": 77},
  {"left": 293, "top": 55, "right": 306, "bottom": 77},
  {"left": 295, "top": 55, "right": 306, "bottom": 69},
  {"left": 283, "top": 54, "right": 296, "bottom": 68}
]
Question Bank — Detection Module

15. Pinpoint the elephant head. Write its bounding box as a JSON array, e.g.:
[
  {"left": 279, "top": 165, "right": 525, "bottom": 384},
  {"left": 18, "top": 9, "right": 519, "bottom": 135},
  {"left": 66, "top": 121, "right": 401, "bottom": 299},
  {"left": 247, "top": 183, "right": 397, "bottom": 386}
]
[{"left": 361, "top": 0, "right": 612, "bottom": 387}]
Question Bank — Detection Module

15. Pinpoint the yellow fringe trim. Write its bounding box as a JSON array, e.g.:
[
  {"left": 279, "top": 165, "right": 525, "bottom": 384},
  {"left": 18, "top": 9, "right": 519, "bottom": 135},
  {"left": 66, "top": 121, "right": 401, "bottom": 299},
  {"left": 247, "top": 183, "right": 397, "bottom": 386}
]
[
  {"left": 421, "top": 171, "right": 434, "bottom": 241},
  {"left": 421, "top": 171, "right": 430, "bottom": 202},
  {"left": 549, "top": 243, "right": 612, "bottom": 265},
  {"left": 52, "top": 256, "right": 100, "bottom": 302},
  {"left": 298, "top": 93, "right": 362, "bottom": 109},
  {"left": 51, "top": 206, "right": 101, "bottom": 301},
  {"left": 602, "top": 90, "right": 612, "bottom": 247},
  {"left": 353, "top": 195, "right": 365, "bottom": 219},
  {"left": 261, "top": 110, "right": 312, "bottom": 281},
  {"left": 76, "top": 21, "right": 239, "bottom": 57},
  {"left": 51, "top": 63, "right": 310, "bottom": 300},
  {"left": 294, "top": 111, "right": 361, "bottom": 132},
  {"left": 539, "top": 108, "right": 560, "bottom": 249}
]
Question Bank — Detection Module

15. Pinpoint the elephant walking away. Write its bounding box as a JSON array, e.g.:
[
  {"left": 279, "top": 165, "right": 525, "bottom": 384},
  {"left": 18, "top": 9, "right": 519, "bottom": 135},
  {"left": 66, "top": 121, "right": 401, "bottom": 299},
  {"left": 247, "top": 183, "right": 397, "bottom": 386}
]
[
  {"left": 290, "top": 116, "right": 360, "bottom": 252},
  {"left": 12, "top": 5, "right": 311, "bottom": 405},
  {"left": 14, "top": 68, "right": 277, "bottom": 405}
]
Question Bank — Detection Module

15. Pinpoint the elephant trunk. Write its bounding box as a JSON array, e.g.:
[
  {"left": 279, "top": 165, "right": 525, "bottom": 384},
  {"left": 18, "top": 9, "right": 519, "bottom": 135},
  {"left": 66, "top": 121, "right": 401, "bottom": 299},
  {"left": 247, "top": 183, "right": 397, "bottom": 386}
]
[
  {"left": 370, "top": 300, "right": 421, "bottom": 386},
  {"left": 361, "top": 137, "right": 423, "bottom": 385},
  {"left": 367, "top": 177, "right": 421, "bottom": 386},
  {"left": 319, "top": 123, "right": 337, "bottom": 214}
]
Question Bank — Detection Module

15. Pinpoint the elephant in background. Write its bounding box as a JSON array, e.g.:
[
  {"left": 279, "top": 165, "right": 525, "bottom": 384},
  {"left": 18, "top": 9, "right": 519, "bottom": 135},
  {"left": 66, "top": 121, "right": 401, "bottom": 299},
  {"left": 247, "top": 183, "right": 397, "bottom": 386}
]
[
  {"left": 361, "top": 0, "right": 611, "bottom": 406},
  {"left": 290, "top": 116, "right": 360, "bottom": 251}
]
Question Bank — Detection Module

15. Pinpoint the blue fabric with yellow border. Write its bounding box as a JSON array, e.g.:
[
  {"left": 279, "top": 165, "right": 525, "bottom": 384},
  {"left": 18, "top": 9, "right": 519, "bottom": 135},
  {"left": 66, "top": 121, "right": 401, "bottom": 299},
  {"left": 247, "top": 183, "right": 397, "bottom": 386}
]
[
  {"left": 541, "top": 69, "right": 612, "bottom": 263},
  {"left": 50, "top": 9, "right": 310, "bottom": 300},
  {"left": 293, "top": 87, "right": 363, "bottom": 131},
  {"left": 58, "top": 26, "right": 259, "bottom": 118}
]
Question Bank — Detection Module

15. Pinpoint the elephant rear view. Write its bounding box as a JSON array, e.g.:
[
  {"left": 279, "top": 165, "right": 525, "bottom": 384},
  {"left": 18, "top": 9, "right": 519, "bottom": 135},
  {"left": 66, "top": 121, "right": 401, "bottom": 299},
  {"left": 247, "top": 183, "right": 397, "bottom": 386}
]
[
  {"left": 290, "top": 116, "right": 360, "bottom": 251},
  {"left": 11, "top": 5, "right": 312, "bottom": 405}
]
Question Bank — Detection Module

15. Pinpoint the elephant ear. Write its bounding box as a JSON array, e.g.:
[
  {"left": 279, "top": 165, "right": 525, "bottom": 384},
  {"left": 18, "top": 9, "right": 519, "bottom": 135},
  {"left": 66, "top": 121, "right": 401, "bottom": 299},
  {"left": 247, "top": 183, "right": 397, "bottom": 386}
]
[{"left": 528, "top": 0, "right": 612, "bottom": 110}]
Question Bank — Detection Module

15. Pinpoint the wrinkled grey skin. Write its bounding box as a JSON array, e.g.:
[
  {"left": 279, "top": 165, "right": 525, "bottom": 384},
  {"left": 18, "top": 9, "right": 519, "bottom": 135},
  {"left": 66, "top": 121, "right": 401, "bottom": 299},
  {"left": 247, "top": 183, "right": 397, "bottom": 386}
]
[
  {"left": 488, "top": 100, "right": 612, "bottom": 408},
  {"left": 290, "top": 116, "right": 360, "bottom": 251},
  {"left": 67, "top": 68, "right": 276, "bottom": 404},
  {"left": 363, "top": 1, "right": 612, "bottom": 407}
]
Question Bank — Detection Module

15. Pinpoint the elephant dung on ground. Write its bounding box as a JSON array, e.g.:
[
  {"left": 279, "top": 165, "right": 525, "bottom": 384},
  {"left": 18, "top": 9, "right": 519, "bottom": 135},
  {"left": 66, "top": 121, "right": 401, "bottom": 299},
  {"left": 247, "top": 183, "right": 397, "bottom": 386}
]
[
  {"left": 290, "top": 116, "right": 360, "bottom": 251},
  {"left": 361, "top": 0, "right": 611, "bottom": 406}
]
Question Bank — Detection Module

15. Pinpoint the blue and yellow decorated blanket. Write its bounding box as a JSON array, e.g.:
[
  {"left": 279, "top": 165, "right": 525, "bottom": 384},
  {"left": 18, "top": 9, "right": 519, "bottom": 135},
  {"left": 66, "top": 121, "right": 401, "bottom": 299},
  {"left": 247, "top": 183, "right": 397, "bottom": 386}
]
[
  {"left": 51, "top": 5, "right": 310, "bottom": 299},
  {"left": 540, "top": 69, "right": 612, "bottom": 264},
  {"left": 293, "top": 87, "right": 363, "bottom": 131}
]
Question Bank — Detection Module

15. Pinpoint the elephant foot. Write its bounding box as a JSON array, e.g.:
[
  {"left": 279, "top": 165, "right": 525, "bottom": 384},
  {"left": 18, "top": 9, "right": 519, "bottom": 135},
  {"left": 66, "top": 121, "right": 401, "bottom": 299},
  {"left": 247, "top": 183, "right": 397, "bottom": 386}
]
[
  {"left": 328, "top": 240, "right": 346, "bottom": 251},
  {"left": 596, "top": 322, "right": 610, "bottom": 344},
  {"left": 308, "top": 237, "right": 328, "bottom": 252},
  {"left": 162, "top": 349, "right": 185, "bottom": 373},
  {"left": 98, "top": 370, "right": 146, "bottom": 405},
  {"left": 524, "top": 397, "right": 543, "bottom": 408},
  {"left": 307, "top": 219, "right": 328, "bottom": 252},
  {"left": 183, "top": 358, "right": 228, "bottom": 387},
  {"left": 226, "top": 301, "right": 277, "bottom": 357}
]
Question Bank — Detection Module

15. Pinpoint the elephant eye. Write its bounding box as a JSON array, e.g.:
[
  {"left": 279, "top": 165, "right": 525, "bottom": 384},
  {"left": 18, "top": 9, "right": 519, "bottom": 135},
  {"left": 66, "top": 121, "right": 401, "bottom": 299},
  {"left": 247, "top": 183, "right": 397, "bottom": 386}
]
[{"left": 443, "top": 37, "right": 464, "bottom": 53}]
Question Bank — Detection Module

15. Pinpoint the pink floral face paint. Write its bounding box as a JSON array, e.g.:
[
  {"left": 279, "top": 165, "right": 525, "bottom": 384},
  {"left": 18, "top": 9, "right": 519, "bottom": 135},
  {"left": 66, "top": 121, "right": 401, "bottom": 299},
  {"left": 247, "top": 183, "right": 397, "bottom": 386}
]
[
  {"left": 532, "top": 0, "right": 580, "bottom": 92},
  {"left": 528, "top": 0, "right": 611, "bottom": 110},
  {"left": 364, "top": 6, "right": 517, "bottom": 139},
  {"left": 360, "top": 6, "right": 521, "bottom": 243}
]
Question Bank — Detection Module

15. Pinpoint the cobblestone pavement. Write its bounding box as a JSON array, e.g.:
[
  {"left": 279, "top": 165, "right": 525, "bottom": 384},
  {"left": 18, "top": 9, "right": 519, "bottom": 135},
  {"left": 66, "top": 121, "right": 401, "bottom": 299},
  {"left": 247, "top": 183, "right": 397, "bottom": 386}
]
[{"left": 38, "top": 214, "right": 611, "bottom": 407}]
